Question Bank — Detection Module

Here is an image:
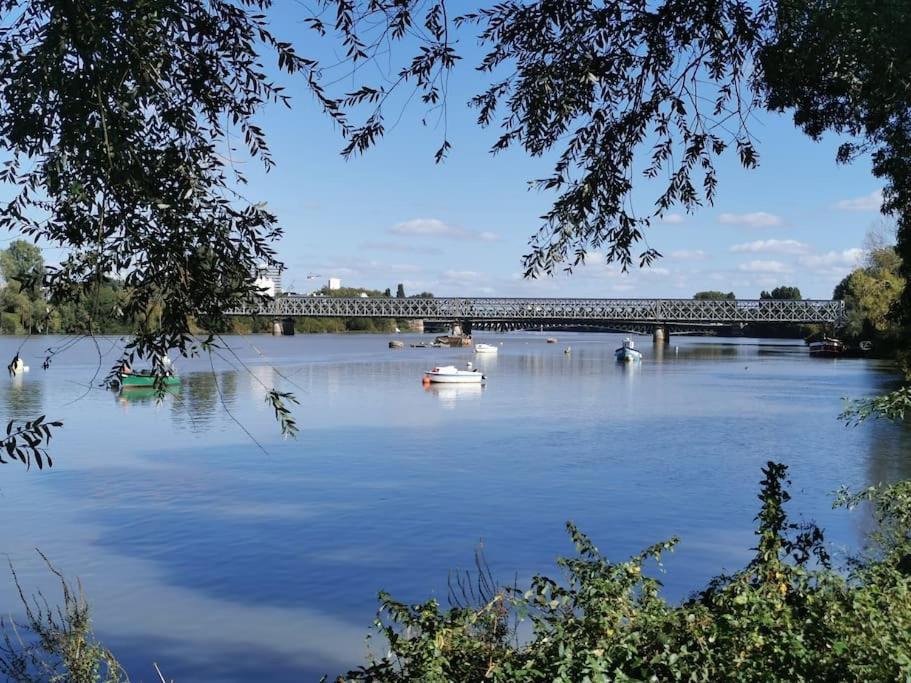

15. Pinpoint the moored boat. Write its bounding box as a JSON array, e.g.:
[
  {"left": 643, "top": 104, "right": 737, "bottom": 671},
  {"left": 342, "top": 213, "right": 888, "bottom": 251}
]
[
  {"left": 119, "top": 373, "right": 182, "bottom": 388},
  {"left": 423, "top": 364, "right": 485, "bottom": 384},
  {"left": 474, "top": 343, "right": 498, "bottom": 354},
  {"left": 808, "top": 337, "right": 846, "bottom": 357},
  {"left": 615, "top": 338, "right": 642, "bottom": 362},
  {"left": 434, "top": 334, "right": 472, "bottom": 347}
]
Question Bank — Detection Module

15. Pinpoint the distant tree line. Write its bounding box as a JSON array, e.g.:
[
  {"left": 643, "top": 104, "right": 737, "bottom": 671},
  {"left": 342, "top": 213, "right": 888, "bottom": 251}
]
[
  {"left": 692, "top": 291, "right": 736, "bottom": 301},
  {"left": 266, "top": 282, "right": 435, "bottom": 334},
  {"left": 692, "top": 287, "right": 802, "bottom": 301},
  {"left": 0, "top": 240, "right": 137, "bottom": 335},
  {"left": 691, "top": 286, "right": 808, "bottom": 338},
  {"left": 0, "top": 242, "right": 430, "bottom": 336}
]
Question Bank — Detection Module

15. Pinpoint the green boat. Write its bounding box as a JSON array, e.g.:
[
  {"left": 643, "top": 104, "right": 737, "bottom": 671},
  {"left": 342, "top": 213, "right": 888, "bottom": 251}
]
[{"left": 119, "top": 373, "right": 181, "bottom": 388}]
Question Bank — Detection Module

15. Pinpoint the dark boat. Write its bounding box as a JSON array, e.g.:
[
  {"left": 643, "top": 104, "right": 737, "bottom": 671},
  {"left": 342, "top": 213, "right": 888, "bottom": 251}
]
[{"left": 808, "top": 337, "right": 846, "bottom": 357}]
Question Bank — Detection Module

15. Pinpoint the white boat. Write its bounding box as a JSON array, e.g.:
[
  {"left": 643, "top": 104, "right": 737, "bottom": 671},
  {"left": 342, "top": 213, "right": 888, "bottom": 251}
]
[
  {"left": 424, "top": 364, "right": 486, "bottom": 384},
  {"left": 8, "top": 357, "right": 28, "bottom": 374},
  {"left": 474, "top": 343, "right": 498, "bottom": 354},
  {"left": 615, "top": 338, "right": 642, "bottom": 362}
]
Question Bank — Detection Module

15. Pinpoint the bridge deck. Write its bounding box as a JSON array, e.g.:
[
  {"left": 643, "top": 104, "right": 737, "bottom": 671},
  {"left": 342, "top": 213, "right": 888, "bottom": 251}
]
[{"left": 229, "top": 297, "right": 844, "bottom": 325}]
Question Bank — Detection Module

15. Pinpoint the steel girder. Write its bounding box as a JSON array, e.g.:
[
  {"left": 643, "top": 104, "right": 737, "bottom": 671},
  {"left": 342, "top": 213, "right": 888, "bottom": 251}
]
[{"left": 228, "top": 297, "right": 845, "bottom": 325}]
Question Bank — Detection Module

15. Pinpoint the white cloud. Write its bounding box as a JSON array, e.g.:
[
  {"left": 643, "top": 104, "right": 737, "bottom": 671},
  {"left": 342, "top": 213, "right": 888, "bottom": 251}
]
[
  {"left": 389, "top": 218, "right": 499, "bottom": 242},
  {"left": 729, "top": 239, "right": 809, "bottom": 255},
  {"left": 670, "top": 249, "right": 707, "bottom": 261},
  {"left": 719, "top": 212, "right": 782, "bottom": 228},
  {"left": 660, "top": 213, "right": 685, "bottom": 224},
  {"left": 737, "top": 260, "right": 791, "bottom": 274},
  {"left": 639, "top": 267, "right": 671, "bottom": 277},
  {"left": 798, "top": 248, "right": 863, "bottom": 270},
  {"left": 835, "top": 189, "right": 882, "bottom": 211},
  {"left": 441, "top": 269, "right": 486, "bottom": 282},
  {"left": 360, "top": 240, "right": 441, "bottom": 255},
  {"left": 391, "top": 218, "right": 456, "bottom": 237}
]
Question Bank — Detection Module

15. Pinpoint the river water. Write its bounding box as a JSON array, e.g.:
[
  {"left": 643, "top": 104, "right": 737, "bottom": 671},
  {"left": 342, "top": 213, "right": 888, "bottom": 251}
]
[{"left": 0, "top": 332, "right": 908, "bottom": 681}]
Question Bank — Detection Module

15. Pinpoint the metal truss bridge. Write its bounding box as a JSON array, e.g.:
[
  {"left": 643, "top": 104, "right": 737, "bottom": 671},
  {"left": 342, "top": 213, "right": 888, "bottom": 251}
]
[{"left": 230, "top": 296, "right": 844, "bottom": 335}]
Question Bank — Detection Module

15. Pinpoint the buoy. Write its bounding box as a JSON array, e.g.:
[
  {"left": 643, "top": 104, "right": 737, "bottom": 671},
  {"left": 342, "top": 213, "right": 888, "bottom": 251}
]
[{"left": 422, "top": 375, "right": 431, "bottom": 386}]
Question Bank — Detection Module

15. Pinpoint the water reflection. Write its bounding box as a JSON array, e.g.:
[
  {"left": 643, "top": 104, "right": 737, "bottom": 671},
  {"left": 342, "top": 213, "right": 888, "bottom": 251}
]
[
  {"left": 2, "top": 367, "right": 43, "bottom": 419},
  {"left": 423, "top": 383, "right": 484, "bottom": 408},
  {"left": 619, "top": 359, "right": 641, "bottom": 387},
  {"left": 171, "top": 371, "right": 238, "bottom": 432},
  {"left": 652, "top": 341, "right": 666, "bottom": 363},
  {"left": 664, "top": 342, "right": 742, "bottom": 362},
  {"left": 470, "top": 353, "right": 498, "bottom": 372},
  {"left": 115, "top": 386, "right": 181, "bottom": 406}
]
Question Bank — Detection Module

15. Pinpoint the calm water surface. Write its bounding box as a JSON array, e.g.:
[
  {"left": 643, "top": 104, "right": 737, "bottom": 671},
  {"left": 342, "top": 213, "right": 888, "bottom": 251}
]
[{"left": 0, "top": 332, "right": 908, "bottom": 681}]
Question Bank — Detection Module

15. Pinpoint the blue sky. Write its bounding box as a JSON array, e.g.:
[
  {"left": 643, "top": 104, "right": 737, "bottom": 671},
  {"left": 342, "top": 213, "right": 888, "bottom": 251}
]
[{"left": 25, "top": 6, "right": 891, "bottom": 300}]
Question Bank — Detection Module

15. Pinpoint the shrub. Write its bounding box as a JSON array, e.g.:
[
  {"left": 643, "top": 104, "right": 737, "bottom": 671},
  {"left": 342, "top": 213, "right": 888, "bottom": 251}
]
[
  {"left": 0, "top": 553, "right": 125, "bottom": 683},
  {"left": 338, "top": 463, "right": 911, "bottom": 682}
]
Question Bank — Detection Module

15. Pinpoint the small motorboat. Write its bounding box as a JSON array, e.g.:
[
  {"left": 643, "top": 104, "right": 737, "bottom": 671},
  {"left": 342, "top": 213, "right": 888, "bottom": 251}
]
[
  {"left": 423, "top": 364, "right": 485, "bottom": 384},
  {"left": 615, "top": 338, "right": 642, "bottom": 362},
  {"left": 474, "top": 343, "right": 498, "bottom": 354},
  {"left": 388, "top": 340, "right": 404, "bottom": 349},
  {"left": 809, "top": 337, "right": 846, "bottom": 357},
  {"left": 545, "top": 337, "right": 558, "bottom": 344}
]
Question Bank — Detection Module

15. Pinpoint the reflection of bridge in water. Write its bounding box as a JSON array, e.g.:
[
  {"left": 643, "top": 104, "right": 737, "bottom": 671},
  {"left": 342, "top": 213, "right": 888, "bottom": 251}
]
[{"left": 229, "top": 297, "right": 845, "bottom": 342}]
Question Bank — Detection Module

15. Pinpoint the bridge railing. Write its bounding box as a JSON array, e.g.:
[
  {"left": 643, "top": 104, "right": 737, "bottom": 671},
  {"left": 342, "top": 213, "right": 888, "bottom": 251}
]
[{"left": 228, "top": 297, "right": 845, "bottom": 324}]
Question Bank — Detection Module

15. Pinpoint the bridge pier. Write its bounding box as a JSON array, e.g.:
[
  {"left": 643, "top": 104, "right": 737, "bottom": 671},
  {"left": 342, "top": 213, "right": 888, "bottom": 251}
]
[
  {"left": 450, "top": 320, "right": 473, "bottom": 337},
  {"left": 272, "top": 317, "right": 295, "bottom": 336},
  {"left": 653, "top": 324, "right": 669, "bottom": 344}
]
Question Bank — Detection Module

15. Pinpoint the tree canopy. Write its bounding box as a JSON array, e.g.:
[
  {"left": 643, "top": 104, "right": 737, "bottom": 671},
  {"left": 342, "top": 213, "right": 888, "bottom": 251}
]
[
  {"left": 834, "top": 245, "right": 904, "bottom": 343},
  {"left": 760, "top": 286, "right": 802, "bottom": 300},
  {"left": 693, "top": 291, "right": 736, "bottom": 301},
  {"left": 309, "top": 0, "right": 911, "bottom": 320},
  {"left": 0, "top": 0, "right": 316, "bottom": 368}
]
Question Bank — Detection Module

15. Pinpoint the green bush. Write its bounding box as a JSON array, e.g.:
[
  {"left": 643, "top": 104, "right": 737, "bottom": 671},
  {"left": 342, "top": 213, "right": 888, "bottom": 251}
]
[
  {"left": 338, "top": 463, "right": 911, "bottom": 682},
  {"left": 0, "top": 311, "right": 21, "bottom": 335}
]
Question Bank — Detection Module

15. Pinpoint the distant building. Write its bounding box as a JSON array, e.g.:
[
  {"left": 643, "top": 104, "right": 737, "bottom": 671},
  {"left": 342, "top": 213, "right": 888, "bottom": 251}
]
[
  {"left": 328, "top": 277, "right": 341, "bottom": 290},
  {"left": 254, "top": 265, "right": 283, "bottom": 299}
]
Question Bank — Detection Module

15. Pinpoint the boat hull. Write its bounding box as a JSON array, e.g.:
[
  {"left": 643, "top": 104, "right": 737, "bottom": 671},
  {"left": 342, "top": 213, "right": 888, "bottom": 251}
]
[
  {"left": 425, "top": 373, "right": 484, "bottom": 384},
  {"left": 615, "top": 348, "right": 642, "bottom": 362},
  {"left": 808, "top": 339, "right": 846, "bottom": 357},
  {"left": 119, "top": 374, "right": 182, "bottom": 388},
  {"left": 474, "top": 344, "right": 498, "bottom": 354}
]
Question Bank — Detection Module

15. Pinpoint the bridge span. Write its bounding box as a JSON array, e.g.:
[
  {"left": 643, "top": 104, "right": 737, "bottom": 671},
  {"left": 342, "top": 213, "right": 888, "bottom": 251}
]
[{"left": 229, "top": 296, "right": 845, "bottom": 340}]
